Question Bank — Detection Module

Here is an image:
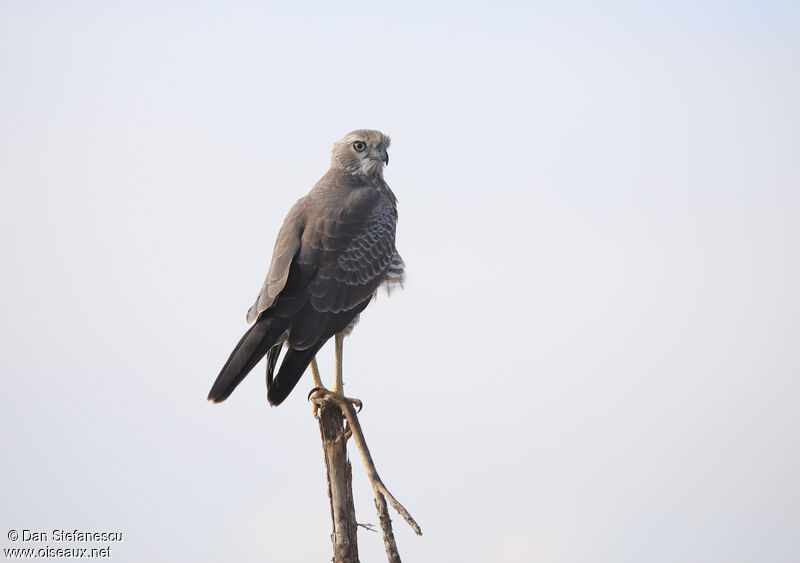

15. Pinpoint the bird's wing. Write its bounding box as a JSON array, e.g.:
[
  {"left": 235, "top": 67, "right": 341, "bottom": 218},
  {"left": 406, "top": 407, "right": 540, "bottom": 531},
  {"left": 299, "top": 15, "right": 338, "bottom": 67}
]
[
  {"left": 246, "top": 173, "right": 398, "bottom": 323},
  {"left": 246, "top": 199, "right": 306, "bottom": 324},
  {"left": 299, "top": 181, "right": 398, "bottom": 315}
]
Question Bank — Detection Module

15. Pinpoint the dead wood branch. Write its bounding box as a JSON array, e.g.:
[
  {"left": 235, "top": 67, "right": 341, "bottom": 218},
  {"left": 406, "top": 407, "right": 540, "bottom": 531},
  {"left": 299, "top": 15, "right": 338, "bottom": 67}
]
[
  {"left": 313, "top": 391, "right": 422, "bottom": 563},
  {"left": 318, "top": 403, "right": 359, "bottom": 562}
]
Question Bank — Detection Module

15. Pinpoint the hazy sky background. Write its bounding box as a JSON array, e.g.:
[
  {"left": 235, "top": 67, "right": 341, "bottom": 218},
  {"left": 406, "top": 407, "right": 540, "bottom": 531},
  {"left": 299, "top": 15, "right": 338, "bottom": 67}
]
[{"left": 1, "top": 1, "right": 798, "bottom": 562}]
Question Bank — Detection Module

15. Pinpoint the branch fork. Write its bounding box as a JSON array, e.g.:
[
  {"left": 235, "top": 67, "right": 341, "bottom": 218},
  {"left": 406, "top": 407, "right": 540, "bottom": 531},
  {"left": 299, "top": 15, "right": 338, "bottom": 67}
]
[{"left": 311, "top": 389, "right": 421, "bottom": 563}]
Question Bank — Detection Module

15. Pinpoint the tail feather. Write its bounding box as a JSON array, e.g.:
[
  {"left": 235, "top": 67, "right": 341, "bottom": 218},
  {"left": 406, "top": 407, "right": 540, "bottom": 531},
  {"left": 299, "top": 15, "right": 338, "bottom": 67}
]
[
  {"left": 208, "top": 318, "right": 287, "bottom": 403},
  {"left": 265, "top": 344, "right": 282, "bottom": 388},
  {"left": 267, "top": 340, "right": 326, "bottom": 406}
]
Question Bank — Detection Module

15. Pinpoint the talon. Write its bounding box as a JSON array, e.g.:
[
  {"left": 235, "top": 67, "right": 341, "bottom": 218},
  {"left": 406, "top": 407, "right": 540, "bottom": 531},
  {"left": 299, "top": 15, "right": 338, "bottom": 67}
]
[
  {"left": 307, "top": 387, "right": 322, "bottom": 401},
  {"left": 352, "top": 399, "right": 363, "bottom": 413}
]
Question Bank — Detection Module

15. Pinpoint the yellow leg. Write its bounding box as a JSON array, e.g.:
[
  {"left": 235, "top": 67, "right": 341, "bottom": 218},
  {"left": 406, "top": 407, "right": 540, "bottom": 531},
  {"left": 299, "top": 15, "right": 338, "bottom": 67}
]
[
  {"left": 308, "top": 334, "right": 362, "bottom": 414},
  {"left": 333, "top": 333, "right": 344, "bottom": 395},
  {"left": 310, "top": 357, "right": 323, "bottom": 388},
  {"left": 310, "top": 357, "right": 323, "bottom": 418}
]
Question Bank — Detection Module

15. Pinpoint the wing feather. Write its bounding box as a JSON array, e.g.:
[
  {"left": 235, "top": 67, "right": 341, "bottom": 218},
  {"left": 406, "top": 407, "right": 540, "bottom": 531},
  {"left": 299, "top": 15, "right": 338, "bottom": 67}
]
[
  {"left": 307, "top": 201, "right": 397, "bottom": 313},
  {"left": 246, "top": 199, "right": 306, "bottom": 324},
  {"left": 246, "top": 170, "right": 400, "bottom": 327}
]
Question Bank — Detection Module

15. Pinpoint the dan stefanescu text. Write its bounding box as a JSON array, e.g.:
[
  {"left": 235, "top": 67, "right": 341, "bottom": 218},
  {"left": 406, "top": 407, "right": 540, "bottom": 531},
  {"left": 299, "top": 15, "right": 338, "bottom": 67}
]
[{"left": 18, "top": 530, "right": 123, "bottom": 542}]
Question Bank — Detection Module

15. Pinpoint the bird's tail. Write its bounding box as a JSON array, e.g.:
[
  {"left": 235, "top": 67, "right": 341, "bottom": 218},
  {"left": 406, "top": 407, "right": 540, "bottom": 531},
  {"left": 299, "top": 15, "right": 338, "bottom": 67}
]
[
  {"left": 208, "top": 317, "right": 288, "bottom": 403},
  {"left": 267, "top": 340, "right": 326, "bottom": 406}
]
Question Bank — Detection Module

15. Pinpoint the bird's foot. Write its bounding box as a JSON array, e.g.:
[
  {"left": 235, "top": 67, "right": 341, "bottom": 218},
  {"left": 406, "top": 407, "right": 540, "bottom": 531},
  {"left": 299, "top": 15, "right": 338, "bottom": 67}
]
[{"left": 307, "top": 386, "right": 363, "bottom": 417}]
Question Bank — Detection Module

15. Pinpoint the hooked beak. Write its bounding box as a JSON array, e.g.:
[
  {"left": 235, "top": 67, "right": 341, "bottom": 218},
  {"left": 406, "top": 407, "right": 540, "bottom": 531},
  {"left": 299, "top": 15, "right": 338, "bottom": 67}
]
[{"left": 369, "top": 143, "right": 389, "bottom": 165}]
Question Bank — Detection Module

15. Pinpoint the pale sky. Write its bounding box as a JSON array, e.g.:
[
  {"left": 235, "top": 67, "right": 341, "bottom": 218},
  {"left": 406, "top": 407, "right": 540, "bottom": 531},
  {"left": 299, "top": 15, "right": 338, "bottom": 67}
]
[{"left": 1, "top": 2, "right": 798, "bottom": 562}]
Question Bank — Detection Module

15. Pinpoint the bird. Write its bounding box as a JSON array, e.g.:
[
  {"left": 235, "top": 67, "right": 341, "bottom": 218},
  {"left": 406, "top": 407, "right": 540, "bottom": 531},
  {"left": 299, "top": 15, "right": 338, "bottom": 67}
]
[{"left": 208, "top": 130, "right": 404, "bottom": 407}]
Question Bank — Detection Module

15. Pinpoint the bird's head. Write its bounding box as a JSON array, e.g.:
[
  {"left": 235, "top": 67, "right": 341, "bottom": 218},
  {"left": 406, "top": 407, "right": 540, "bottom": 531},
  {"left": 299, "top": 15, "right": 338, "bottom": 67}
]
[{"left": 331, "top": 130, "right": 391, "bottom": 177}]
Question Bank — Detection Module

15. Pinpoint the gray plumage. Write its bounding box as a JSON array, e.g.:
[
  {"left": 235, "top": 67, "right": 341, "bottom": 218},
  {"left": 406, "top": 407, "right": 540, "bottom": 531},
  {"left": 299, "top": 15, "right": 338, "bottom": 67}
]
[{"left": 208, "top": 130, "right": 403, "bottom": 406}]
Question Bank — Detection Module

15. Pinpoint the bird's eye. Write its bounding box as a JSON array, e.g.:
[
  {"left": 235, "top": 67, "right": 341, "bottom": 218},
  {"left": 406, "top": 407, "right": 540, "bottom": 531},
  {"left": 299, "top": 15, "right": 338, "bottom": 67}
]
[{"left": 353, "top": 141, "right": 366, "bottom": 152}]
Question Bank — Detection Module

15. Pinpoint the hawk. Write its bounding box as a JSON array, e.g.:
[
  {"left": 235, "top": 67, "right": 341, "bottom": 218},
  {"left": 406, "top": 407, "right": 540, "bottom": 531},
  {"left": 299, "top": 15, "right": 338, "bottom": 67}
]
[{"left": 208, "top": 130, "right": 404, "bottom": 406}]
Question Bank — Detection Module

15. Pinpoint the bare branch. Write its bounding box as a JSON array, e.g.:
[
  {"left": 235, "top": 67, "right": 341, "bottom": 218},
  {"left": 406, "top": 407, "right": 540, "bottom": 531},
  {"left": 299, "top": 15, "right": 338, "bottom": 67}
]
[
  {"left": 318, "top": 403, "right": 359, "bottom": 562},
  {"left": 313, "top": 392, "right": 423, "bottom": 537},
  {"left": 375, "top": 487, "right": 402, "bottom": 563}
]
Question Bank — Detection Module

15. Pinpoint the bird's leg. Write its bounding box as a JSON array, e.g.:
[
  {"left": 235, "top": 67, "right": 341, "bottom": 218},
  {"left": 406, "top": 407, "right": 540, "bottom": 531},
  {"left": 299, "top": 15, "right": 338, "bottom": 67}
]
[
  {"left": 310, "top": 357, "right": 323, "bottom": 389},
  {"left": 333, "top": 333, "right": 344, "bottom": 395},
  {"left": 333, "top": 333, "right": 362, "bottom": 411},
  {"left": 308, "top": 335, "right": 362, "bottom": 413},
  {"left": 309, "top": 357, "right": 325, "bottom": 418}
]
